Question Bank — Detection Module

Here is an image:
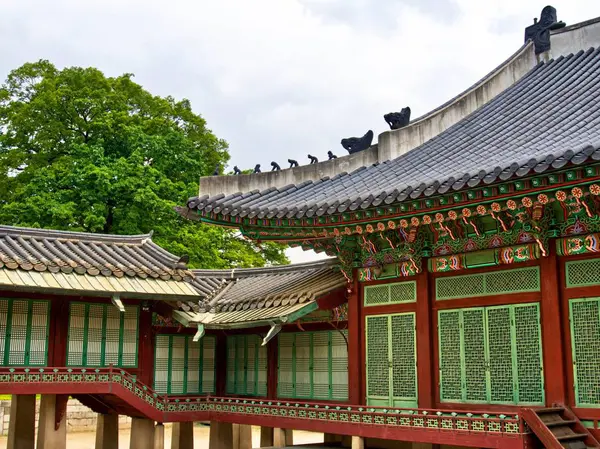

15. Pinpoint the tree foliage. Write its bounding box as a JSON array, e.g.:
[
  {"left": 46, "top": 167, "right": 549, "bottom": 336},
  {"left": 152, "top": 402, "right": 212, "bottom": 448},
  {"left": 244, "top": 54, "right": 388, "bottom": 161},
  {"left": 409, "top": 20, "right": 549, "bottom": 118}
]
[{"left": 0, "top": 60, "right": 288, "bottom": 268}]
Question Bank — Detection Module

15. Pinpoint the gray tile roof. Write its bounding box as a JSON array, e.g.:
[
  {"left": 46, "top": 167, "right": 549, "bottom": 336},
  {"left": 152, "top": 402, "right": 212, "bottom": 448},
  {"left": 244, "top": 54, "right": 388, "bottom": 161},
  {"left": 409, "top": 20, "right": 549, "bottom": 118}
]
[
  {"left": 187, "top": 259, "right": 345, "bottom": 313},
  {"left": 188, "top": 48, "right": 600, "bottom": 220},
  {"left": 0, "top": 225, "right": 193, "bottom": 282}
]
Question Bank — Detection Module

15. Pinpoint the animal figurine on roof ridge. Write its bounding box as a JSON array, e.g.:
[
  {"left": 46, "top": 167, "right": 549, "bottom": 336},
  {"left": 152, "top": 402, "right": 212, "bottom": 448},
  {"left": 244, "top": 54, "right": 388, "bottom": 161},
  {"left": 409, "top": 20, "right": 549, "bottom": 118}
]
[
  {"left": 341, "top": 130, "right": 374, "bottom": 154},
  {"left": 384, "top": 107, "right": 411, "bottom": 130}
]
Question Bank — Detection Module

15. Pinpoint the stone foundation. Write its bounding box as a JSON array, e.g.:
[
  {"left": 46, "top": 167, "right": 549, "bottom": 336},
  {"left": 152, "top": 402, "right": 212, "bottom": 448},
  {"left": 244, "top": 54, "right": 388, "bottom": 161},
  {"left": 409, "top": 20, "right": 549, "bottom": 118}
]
[{"left": 0, "top": 399, "right": 132, "bottom": 435}]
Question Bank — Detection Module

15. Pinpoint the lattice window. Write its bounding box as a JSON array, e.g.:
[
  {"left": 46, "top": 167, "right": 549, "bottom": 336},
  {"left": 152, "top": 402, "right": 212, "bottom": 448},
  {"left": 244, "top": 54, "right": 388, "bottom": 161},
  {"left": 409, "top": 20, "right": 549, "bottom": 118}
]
[
  {"left": 436, "top": 267, "right": 540, "bottom": 300},
  {"left": 366, "top": 313, "right": 417, "bottom": 407},
  {"left": 487, "top": 307, "right": 514, "bottom": 403},
  {"left": 514, "top": 304, "right": 544, "bottom": 404},
  {"left": 366, "top": 315, "right": 390, "bottom": 398},
  {"left": 277, "top": 330, "right": 348, "bottom": 401},
  {"left": 438, "top": 303, "right": 544, "bottom": 405},
  {"left": 67, "top": 302, "right": 139, "bottom": 367},
  {"left": 566, "top": 259, "right": 600, "bottom": 287},
  {"left": 227, "top": 334, "right": 267, "bottom": 396},
  {"left": 462, "top": 309, "right": 487, "bottom": 402},
  {"left": 438, "top": 310, "right": 462, "bottom": 402},
  {"left": 570, "top": 298, "right": 600, "bottom": 407},
  {"left": 364, "top": 281, "right": 416, "bottom": 306},
  {"left": 391, "top": 314, "right": 417, "bottom": 403},
  {"left": 153, "top": 333, "right": 216, "bottom": 395},
  {"left": 0, "top": 299, "right": 50, "bottom": 366}
]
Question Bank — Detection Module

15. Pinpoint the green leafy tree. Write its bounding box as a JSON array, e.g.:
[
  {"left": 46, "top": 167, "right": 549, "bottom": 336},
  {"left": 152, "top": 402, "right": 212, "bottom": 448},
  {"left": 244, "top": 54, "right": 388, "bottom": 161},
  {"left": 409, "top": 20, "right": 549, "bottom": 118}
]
[{"left": 0, "top": 60, "right": 288, "bottom": 268}]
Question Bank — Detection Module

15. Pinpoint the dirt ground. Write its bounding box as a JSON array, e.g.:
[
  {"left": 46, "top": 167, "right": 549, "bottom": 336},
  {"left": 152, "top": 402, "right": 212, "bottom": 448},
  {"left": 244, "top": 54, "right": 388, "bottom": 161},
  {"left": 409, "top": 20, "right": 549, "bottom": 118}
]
[{"left": 0, "top": 425, "right": 324, "bottom": 448}]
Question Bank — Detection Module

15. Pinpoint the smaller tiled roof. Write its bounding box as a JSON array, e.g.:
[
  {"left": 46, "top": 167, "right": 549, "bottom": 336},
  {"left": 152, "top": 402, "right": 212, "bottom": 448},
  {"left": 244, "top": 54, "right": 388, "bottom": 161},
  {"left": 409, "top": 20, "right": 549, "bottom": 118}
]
[
  {"left": 190, "top": 258, "right": 346, "bottom": 313},
  {"left": 0, "top": 225, "right": 192, "bottom": 281},
  {"left": 0, "top": 225, "right": 200, "bottom": 299}
]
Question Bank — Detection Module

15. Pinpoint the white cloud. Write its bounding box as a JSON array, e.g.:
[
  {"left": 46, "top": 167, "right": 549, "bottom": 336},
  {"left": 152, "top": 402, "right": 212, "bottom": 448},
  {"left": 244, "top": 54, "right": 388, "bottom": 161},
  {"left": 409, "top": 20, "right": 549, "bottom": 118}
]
[{"left": 1, "top": 0, "right": 599, "bottom": 263}]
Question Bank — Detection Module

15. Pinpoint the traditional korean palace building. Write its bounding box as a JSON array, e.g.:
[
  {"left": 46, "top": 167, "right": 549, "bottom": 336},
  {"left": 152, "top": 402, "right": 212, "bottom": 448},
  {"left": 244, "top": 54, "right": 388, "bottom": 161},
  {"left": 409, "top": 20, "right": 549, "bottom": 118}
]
[{"left": 3, "top": 6, "right": 600, "bottom": 449}]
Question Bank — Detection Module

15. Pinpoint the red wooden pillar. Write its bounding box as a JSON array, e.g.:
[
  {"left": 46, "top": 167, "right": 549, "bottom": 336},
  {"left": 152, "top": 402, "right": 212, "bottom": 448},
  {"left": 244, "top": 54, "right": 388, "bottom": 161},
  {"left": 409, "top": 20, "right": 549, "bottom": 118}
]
[
  {"left": 539, "top": 245, "right": 567, "bottom": 406},
  {"left": 137, "top": 304, "right": 154, "bottom": 386},
  {"left": 215, "top": 333, "right": 227, "bottom": 396},
  {"left": 48, "top": 298, "right": 69, "bottom": 367},
  {"left": 266, "top": 337, "right": 278, "bottom": 399},
  {"left": 416, "top": 266, "right": 434, "bottom": 409},
  {"left": 347, "top": 274, "right": 362, "bottom": 405}
]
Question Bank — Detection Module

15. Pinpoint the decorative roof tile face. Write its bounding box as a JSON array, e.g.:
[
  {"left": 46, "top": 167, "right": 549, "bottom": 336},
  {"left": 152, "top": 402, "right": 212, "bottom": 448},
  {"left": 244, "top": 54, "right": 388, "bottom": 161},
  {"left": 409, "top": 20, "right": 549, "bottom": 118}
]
[
  {"left": 189, "top": 259, "right": 346, "bottom": 312},
  {"left": 0, "top": 225, "right": 193, "bottom": 282},
  {"left": 187, "top": 48, "right": 600, "bottom": 221}
]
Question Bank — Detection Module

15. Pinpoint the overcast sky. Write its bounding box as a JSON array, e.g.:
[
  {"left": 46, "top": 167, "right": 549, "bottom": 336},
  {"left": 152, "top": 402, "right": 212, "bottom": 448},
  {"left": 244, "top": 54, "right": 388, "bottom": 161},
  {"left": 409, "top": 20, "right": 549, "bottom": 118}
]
[{"left": 2, "top": 0, "right": 599, "bottom": 263}]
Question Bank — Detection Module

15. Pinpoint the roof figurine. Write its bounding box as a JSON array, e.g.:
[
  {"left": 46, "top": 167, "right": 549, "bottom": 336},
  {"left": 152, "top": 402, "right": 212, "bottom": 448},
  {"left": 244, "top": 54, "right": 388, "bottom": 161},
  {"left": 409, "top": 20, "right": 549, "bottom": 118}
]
[
  {"left": 288, "top": 159, "right": 299, "bottom": 168},
  {"left": 271, "top": 161, "right": 281, "bottom": 171},
  {"left": 524, "top": 5, "right": 566, "bottom": 54},
  {"left": 308, "top": 154, "right": 318, "bottom": 164},
  {"left": 384, "top": 107, "right": 411, "bottom": 130},
  {"left": 233, "top": 166, "right": 242, "bottom": 175},
  {"left": 328, "top": 151, "right": 337, "bottom": 160},
  {"left": 341, "top": 130, "right": 374, "bottom": 154},
  {"left": 253, "top": 164, "right": 261, "bottom": 173},
  {"left": 212, "top": 164, "right": 220, "bottom": 176}
]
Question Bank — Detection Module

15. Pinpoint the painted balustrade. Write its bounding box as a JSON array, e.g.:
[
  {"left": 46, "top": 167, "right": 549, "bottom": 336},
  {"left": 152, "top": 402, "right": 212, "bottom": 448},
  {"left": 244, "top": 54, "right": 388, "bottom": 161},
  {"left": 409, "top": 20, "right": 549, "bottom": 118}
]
[{"left": 0, "top": 366, "right": 526, "bottom": 443}]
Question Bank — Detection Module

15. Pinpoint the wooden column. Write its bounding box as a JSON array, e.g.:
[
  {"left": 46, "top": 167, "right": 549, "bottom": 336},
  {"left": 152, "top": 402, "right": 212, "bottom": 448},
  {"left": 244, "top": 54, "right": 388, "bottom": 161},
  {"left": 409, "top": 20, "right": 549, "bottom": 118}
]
[
  {"left": 7, "top": 395, "right": 36, "bottom": 449},
  {"left": 36, "top": 395, "right": 67, "bottom": 449},
  {"left": 215, "top": 334, "right": 227, "bottom": 396},
  {"left": 95, "top": 413, "right": 119, "bottom": 449},
  {"left": 171, "top": 422, "right": 194, "bottom": 449},
  {"left": 347, "top": 275, "right": 362, "bottom": 404},
  {"left": 351, "top": 436, "right": 364, "bottom": 449},
  {"left": 209, "top": 422, "right": 233, "bottom": 449},
  {"left": 540, "top": 245, "right": 567, "bottom": 405},
  {"left": 273, "top": 428, "right": 292, "bottom": 447},
  {"left": 154, "top": 423, "right": 165, "bottom": 449},
  {"left": 259, "top": 427, "right": 273, "bottom": 447},
  {"left": 232, "top": 424, "right": 252, "bottom": 449},
  {"left": 416, "top": 266, "right": 434, "bottom": 408},
  {"left": 266, "top": 337, "right": 278, "bottom": 399},
  {"left": 129, "top": 418, "right": 155, "bottom": 449},
  {"left": 47, "top": 299, "right": 69, "bottom": 367},
  {"left": 137, "top": 304, "right": 154, "bottom": 386}
]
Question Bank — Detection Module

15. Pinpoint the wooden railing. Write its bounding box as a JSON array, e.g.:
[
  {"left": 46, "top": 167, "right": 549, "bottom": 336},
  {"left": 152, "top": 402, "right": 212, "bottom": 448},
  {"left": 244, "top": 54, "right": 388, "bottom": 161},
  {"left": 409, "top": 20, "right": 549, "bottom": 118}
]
[{"left": 0, "top": 367, "right": 529, "bottom": 448}]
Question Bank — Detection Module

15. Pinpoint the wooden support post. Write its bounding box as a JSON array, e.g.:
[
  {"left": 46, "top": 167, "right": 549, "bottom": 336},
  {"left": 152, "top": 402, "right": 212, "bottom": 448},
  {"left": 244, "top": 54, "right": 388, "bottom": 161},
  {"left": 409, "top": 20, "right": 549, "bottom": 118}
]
[
  {"left": 36, "top": 395, "right": 67, "bottom": 449},
  {"left": 171, "top": 422, "right": 194, "bottom": 449},
  {"left": 233, "top": 424, "right": 252, "bottom": 449},
  {"left": 540, "top": 245, "right": 567, "bottom": 405},
  {"left": 351, "top": 436, "right": 364, "bottom": 449},
  {"left": 259, "top": 427, "right": 274, "bottom": 447},
  {"left": 137, "top": 304, "right": 154, "bottom": 386},
  {"left": 154, "top": 423, "right": 165, "bottom": 449},
  {"left": 95, "top": 413, "right": 119, "bottom": 449},
  {"left": 215, "top": 334, "right": 227, "bottom": 396},
  {"left": 266, "top": 337, "right": 278, "bottom": 399},
  {"left": 209, "top": 421, "right": 233, "bottom": 449},
  {"left": 347, "top": 275, "right": 362, "bottom": 404},
  {"left": 324, "top": 433, "right": 342, "bottom": 443},
  {"left": 273, "top": 428, "right": 292, "bottom": 447},
  {"left": 416, "top": 267, "right": 434, "bottom": 408},
  {"left": 129, "top": 418, "right": 155, "bottom": 449},
  {"left": 7, "top": 395, "right": 36, "bottom": 449}
]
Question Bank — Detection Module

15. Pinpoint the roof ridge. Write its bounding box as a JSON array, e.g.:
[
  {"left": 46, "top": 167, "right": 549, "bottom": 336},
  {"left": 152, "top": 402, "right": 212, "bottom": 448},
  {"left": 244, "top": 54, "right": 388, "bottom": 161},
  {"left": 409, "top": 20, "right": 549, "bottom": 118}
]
[
  {"left": 0, "top": 225, "right": 152, "bottom": 245},
  {"left": 192, "top": 258, "right": 337, "bottom": 278}
]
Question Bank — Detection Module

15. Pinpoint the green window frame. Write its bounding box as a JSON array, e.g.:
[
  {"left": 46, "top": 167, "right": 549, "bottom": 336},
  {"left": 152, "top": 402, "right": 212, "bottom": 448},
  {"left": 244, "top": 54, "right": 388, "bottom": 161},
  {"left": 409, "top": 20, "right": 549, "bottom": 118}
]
[
  {"left": 569, "top": 297, "right": 600, "bottom": 407},
  {"left": 565, "top": 259, "right": 600, "bottom": 288},
  {"left": 278, "top": 330, "right": 348, "bottom": 401},
  {"left": 153, "top": 334, "right": 216, "bottom": 395},
  {"left": 364, "top": 281, "right": 417, "bottom": 306},
  {"left": 0, "top": 299, "right": 50, "bottom": 366},
  {"left": 66, "top": 302, "right": 139, "bottom": 367},
  {"left": 438, "top": 303, "right": 544, "bottom": 405},
  {"left": 435, "top": 267, "right": 540, "bottom": 300},
  {"left": 365, "top": 312, "right": 417, "bottom": 408},
  {"left": 226, "top": 335, "right": 268, "bottom": 397}
]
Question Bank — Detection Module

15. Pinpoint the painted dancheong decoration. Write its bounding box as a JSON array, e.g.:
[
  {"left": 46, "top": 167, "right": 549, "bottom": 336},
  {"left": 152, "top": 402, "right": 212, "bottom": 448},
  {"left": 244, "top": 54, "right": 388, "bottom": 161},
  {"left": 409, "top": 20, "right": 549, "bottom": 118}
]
[{"left": 3, "top": 6, "right": 600, "bottom": 449}]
